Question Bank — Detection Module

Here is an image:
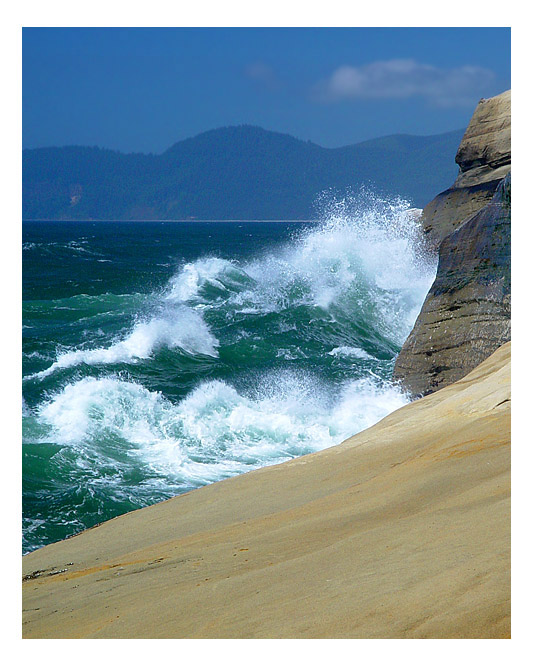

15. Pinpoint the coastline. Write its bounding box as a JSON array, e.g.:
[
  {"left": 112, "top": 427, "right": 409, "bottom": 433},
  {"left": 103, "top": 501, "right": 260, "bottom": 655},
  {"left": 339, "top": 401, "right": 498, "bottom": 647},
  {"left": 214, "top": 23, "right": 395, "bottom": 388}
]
[{"left": 22, "top": 342, "right": 510, "bottom": 638}]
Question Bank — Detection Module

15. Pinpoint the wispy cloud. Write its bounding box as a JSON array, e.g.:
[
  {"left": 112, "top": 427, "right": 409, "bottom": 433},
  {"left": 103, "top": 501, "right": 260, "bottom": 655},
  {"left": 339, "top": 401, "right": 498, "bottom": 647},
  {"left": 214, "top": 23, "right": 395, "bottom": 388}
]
[
  {"left": 245, "top": 62, "right": 282, "bottom": 92},
  {"left": 313, "top": 59, "right": 495, "bottom": 107}
]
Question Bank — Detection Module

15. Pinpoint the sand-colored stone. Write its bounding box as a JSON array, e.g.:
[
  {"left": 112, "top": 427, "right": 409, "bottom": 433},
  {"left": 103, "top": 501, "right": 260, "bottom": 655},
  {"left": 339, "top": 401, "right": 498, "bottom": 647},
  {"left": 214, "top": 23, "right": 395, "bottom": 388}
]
[
  {"left": 393, "top": 175, "right": 511, "bottom": 396},
  {"left": 421, "top": 179, "right": 502, "bottom": 247},
  {"left": 455, "top": 89, "right": 511, "bottom": 179},
  {"left": 422, "top": 90, "right": 510, "bottom": 248},
  {"left": 22, "top": 343, "right": 511, "bottom": 639}
]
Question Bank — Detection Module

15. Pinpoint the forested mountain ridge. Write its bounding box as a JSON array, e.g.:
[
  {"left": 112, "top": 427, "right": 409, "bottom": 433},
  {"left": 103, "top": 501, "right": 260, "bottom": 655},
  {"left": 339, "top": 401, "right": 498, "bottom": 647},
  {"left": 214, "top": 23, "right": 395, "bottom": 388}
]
[{"left": 23, "top": 125, "right": 465, "bottom": 220}]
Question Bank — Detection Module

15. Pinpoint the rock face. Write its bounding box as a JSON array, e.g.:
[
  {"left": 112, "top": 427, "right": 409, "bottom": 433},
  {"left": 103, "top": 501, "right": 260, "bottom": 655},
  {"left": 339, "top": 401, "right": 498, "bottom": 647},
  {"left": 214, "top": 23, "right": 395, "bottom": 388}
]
[
  {"left": 422, "top": 89, "right": 511, "bottom": 248},
  {"left": 393, "top": 174, "right": 510, "bottom": 396}
]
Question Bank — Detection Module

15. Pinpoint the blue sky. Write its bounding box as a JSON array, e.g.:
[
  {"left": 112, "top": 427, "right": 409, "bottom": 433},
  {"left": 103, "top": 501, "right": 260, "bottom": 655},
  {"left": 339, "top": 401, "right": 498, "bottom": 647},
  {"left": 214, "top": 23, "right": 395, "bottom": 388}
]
[{"left": 22, "top": 27, "right": 511, "bottom": 153}]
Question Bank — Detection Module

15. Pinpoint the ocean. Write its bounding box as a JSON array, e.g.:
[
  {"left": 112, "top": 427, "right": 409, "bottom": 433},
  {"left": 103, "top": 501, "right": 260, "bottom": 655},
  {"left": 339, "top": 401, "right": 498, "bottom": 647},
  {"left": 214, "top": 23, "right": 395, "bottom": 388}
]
[{"left": 22, "top": 192, "right": 436, "bottom": 554}]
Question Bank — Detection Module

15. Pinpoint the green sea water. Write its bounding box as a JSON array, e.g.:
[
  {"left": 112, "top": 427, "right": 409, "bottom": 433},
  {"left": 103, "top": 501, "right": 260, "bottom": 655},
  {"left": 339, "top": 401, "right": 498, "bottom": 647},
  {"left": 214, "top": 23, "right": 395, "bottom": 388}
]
[{"left": 22, "top": 192, "right": 436, "bottom": 554}]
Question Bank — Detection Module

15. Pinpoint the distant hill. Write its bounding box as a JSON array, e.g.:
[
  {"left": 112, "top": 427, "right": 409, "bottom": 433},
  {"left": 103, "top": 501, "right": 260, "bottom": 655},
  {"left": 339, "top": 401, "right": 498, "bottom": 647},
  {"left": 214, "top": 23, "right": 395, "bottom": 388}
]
[{"left": 22, "top": 125, "right": 465, "bottom": 220}]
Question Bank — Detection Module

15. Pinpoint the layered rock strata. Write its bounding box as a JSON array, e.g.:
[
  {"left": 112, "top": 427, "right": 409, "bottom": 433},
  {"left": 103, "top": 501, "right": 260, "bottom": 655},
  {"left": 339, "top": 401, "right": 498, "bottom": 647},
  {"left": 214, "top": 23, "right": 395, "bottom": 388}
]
[
  {"left": 394, "top": 174, "right": 510, "bottom": 396},
  {"left": 422, "top": 89, "right": 511, "bottom": 248}
]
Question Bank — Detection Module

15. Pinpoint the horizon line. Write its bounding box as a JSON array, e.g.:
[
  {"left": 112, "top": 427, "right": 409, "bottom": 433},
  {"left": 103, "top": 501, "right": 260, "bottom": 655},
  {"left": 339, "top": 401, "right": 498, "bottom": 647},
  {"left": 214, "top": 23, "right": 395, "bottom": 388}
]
[{"left": 22, "top": 218, "right": 323, "bottom": 223}]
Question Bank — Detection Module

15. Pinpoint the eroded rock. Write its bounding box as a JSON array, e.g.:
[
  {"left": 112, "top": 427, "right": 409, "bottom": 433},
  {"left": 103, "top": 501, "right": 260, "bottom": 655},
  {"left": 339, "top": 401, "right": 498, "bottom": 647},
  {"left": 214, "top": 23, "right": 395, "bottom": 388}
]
[
  {"left": 393, "top": 174, "right": 510, "bottom": 396},
  {"left": 422, "top": 90, "right": 510, "bottom": 248}
]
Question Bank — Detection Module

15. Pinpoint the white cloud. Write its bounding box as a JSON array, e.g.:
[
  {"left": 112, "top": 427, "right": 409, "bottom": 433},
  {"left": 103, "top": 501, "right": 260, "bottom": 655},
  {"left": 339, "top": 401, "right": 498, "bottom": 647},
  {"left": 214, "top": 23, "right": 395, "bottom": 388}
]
[{"left": 314, "top": 59, "right": 495, "bottom": 107}]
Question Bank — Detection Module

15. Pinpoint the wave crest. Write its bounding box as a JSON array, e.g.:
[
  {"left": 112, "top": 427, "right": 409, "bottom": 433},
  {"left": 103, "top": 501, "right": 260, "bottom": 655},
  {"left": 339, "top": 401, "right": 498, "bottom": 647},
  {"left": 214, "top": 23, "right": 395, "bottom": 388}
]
[
  {"left": 31, "top": 306, "right": 219, "bottom": 379},
  {"left": 34, "top": 371, "right": 408, "bottom": 487}
]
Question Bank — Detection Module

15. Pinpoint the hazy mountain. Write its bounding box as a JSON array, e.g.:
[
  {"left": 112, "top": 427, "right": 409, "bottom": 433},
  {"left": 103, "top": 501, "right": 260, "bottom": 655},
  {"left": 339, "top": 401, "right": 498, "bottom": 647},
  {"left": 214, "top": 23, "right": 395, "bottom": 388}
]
[{"left": 22, "top": 125, "right": 465, "bottom": 220}]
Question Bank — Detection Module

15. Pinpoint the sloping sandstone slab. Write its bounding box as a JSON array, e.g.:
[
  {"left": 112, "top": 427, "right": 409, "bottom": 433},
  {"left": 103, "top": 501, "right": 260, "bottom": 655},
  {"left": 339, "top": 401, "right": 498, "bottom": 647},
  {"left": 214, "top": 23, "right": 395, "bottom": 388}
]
[{"left": 22, "top": 343, "right": 510, "bottom": 638}]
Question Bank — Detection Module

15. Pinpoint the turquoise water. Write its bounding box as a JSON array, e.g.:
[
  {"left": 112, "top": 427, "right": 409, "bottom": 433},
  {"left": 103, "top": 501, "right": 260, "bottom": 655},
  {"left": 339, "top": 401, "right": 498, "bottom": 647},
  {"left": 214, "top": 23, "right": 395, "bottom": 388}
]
[{"left": 22, "top": 193, "right": 436, "bottom": 554}]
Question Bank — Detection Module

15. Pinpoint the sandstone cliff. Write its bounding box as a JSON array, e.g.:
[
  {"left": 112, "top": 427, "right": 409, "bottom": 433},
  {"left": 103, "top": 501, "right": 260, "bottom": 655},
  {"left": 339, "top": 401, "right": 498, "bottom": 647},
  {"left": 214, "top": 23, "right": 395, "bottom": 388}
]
[
  {"left": 393, "top": 175, "right": 510, "bottom": 396},
  {"left": 393, "top": 89, "right": 511, "bottom": 397},
  {"left": 422, "top": 89, "right": 510, "bottom": 248}
]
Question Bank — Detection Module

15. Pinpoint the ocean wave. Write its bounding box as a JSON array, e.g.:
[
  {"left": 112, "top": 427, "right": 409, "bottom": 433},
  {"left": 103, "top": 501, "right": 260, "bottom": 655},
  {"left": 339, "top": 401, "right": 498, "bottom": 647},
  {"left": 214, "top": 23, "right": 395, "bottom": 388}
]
[
  {"left": 23, "top": 190, "right": 437, "bottom": 553},
  {"left": 163, "top": 190, "right": 436, "bottom": 346},
  {"left": 166, "top": 257, "right": 253, "bottom": 303},
  {"left": 30, "top": 306, "right": 219, "bottom": 379},
  {"left": 30, "top": 191, "right": 435, "bottom": 389},
  {"left": 33, "top": 371, "right": 408, "bottom": 487},
  {"left": 23, "top": 238, "right": 105, "bottom": 257}
]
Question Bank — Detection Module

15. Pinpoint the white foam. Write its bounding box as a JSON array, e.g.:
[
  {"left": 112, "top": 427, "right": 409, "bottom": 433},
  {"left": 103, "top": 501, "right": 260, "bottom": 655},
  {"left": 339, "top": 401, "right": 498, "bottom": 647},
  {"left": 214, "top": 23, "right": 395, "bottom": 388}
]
[
  {"left": 166, "top": 257, "right": 247, "bottom": 302},
  {"left": 33, "top": 190, "right": 435, "bottom": 382},
  {"left": 33, "top": 306, "right": 219, "bottom": 378},
  {"left": 328, "top": 346, "right": 374, "bottom": 359},
  {"left": 162, "top": 189, "right": 436, "bottom": 346},
  {"left": 38, "top": 377, "right": 164, "bottom": 446},
  {"left": 36, "top": 371, "right": 408, "bottom": 487},
  {"left": 23, "top": 350, "right": 51, "bottom": 360}
]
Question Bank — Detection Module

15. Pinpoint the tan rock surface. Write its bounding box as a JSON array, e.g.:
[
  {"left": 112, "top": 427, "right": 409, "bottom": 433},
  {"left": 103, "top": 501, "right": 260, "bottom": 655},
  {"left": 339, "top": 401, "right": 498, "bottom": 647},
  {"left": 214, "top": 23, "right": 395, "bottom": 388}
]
[
  {"left": 22, "top": 343, "right": 511, "bottom": 639},
  {"left": 393, "top": 175, "right": 511, "bottom": 396},
  {"left": 455, "top": 89, "right": 511, "bottom": 181},
  {"left": 422, "top": 90, "right": 510, "bottom": 248}
]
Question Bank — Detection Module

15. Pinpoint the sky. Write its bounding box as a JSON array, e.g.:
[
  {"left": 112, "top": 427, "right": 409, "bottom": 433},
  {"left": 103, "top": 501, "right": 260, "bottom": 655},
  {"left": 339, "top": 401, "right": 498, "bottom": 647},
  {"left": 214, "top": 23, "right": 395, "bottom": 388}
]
[{"left": 22, "top": 27, "right": 511, "bottom": 154}]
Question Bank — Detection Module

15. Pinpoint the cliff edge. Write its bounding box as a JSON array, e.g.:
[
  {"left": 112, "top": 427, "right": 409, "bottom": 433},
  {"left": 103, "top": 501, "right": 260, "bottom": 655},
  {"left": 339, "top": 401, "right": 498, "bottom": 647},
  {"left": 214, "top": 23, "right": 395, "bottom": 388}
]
[
  {"left": 422, "top": 89, "right": 510, "bottom": 248},
  {"left": 393, "top": 90, "right": 511, "bottom": 397}
]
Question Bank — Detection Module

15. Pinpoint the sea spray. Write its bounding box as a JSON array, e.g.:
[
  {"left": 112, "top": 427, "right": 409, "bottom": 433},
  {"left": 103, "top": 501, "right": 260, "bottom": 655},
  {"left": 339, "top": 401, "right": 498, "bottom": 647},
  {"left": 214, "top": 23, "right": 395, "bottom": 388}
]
[
  {"left": 32, "top": 190, "right": 432, "bottom": 379},
  {"left": 22, "top": 190, "right": 437, "bottom": 553},
  {"left": 30, "top": 305, "right": 219, "bottom": 380},
  {"left": 36, "top": 371, "right": 407, "bottom": 480}
]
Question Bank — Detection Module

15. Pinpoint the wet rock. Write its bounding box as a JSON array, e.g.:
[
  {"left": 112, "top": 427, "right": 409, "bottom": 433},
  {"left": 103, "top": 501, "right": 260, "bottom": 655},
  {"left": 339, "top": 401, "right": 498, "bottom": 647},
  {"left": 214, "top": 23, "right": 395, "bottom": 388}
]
[{"left": 393, "top": 174, "right": 510, "bottom": 396}]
